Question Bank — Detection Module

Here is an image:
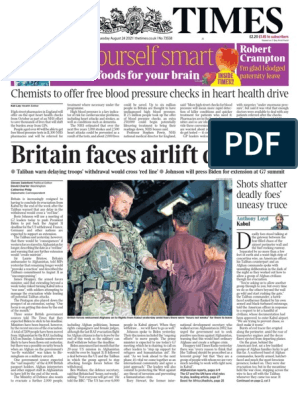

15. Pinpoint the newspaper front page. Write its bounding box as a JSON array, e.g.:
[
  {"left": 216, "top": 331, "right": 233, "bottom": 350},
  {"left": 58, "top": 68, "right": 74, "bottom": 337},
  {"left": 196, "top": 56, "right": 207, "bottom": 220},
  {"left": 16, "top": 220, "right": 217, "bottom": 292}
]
[{"left": 1, "top": 0, "right": 297, "bottom": 394}]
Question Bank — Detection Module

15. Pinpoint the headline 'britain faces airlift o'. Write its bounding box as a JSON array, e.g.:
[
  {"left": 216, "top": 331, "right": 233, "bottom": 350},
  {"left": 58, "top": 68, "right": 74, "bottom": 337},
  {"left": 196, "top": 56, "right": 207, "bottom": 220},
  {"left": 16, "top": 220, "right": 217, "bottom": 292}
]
[{"left": 68, "top": 182, "right": 172, "bottom": 316}]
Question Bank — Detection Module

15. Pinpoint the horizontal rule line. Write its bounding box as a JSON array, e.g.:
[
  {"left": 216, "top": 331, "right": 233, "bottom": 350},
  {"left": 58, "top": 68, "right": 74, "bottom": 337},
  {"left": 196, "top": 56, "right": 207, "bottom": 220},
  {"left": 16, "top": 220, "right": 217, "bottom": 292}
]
[
  {"left": 11, "top": 103, "right": 63, "bottom": 105},
  {"left": 11, "top": 180, "right": 63, "bottom": 182},
  {"left": 236, "top": 215, "right": 288, "bottom": 216},
  {"left": 236, "top": 229, "right": 288, "bottom": 231},
  {"left": 11, "top": 141, "right": 207, "bottom": 144}
]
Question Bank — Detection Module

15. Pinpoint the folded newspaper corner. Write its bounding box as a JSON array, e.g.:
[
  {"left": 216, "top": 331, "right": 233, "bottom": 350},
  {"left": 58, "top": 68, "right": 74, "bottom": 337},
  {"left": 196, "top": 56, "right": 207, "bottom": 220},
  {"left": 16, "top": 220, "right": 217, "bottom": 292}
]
[{"left": 5, "top": 0, "right": 297, "bottom": 391}]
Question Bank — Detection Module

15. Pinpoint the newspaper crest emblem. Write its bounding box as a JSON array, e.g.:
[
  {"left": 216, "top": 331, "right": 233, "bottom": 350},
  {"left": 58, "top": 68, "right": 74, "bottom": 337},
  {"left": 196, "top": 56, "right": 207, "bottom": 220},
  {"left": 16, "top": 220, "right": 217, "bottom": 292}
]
[
  {"left": 126, "top": 7, "right": 144, "bottom": 34},
  {"left": 100, "top": 6, "right": 172, "bottom": 34}
]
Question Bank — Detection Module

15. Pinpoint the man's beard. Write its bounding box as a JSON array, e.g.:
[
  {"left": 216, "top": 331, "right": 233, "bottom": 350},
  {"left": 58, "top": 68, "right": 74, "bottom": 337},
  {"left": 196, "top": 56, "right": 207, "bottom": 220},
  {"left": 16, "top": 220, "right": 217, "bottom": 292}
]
[
  {"left": 277, "top": 223, "right": 283, "bottom": 229},
  {"left": 112, "top": 208, "right": 128, "bottom": 220}
]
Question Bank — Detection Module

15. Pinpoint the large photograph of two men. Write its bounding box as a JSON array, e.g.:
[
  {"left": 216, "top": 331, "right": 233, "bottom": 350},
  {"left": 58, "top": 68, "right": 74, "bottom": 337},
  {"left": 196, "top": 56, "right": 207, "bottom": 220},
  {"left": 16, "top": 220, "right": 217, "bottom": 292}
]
[{"left": 67, "top": 180, "right": 232, "bottom": 317}]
